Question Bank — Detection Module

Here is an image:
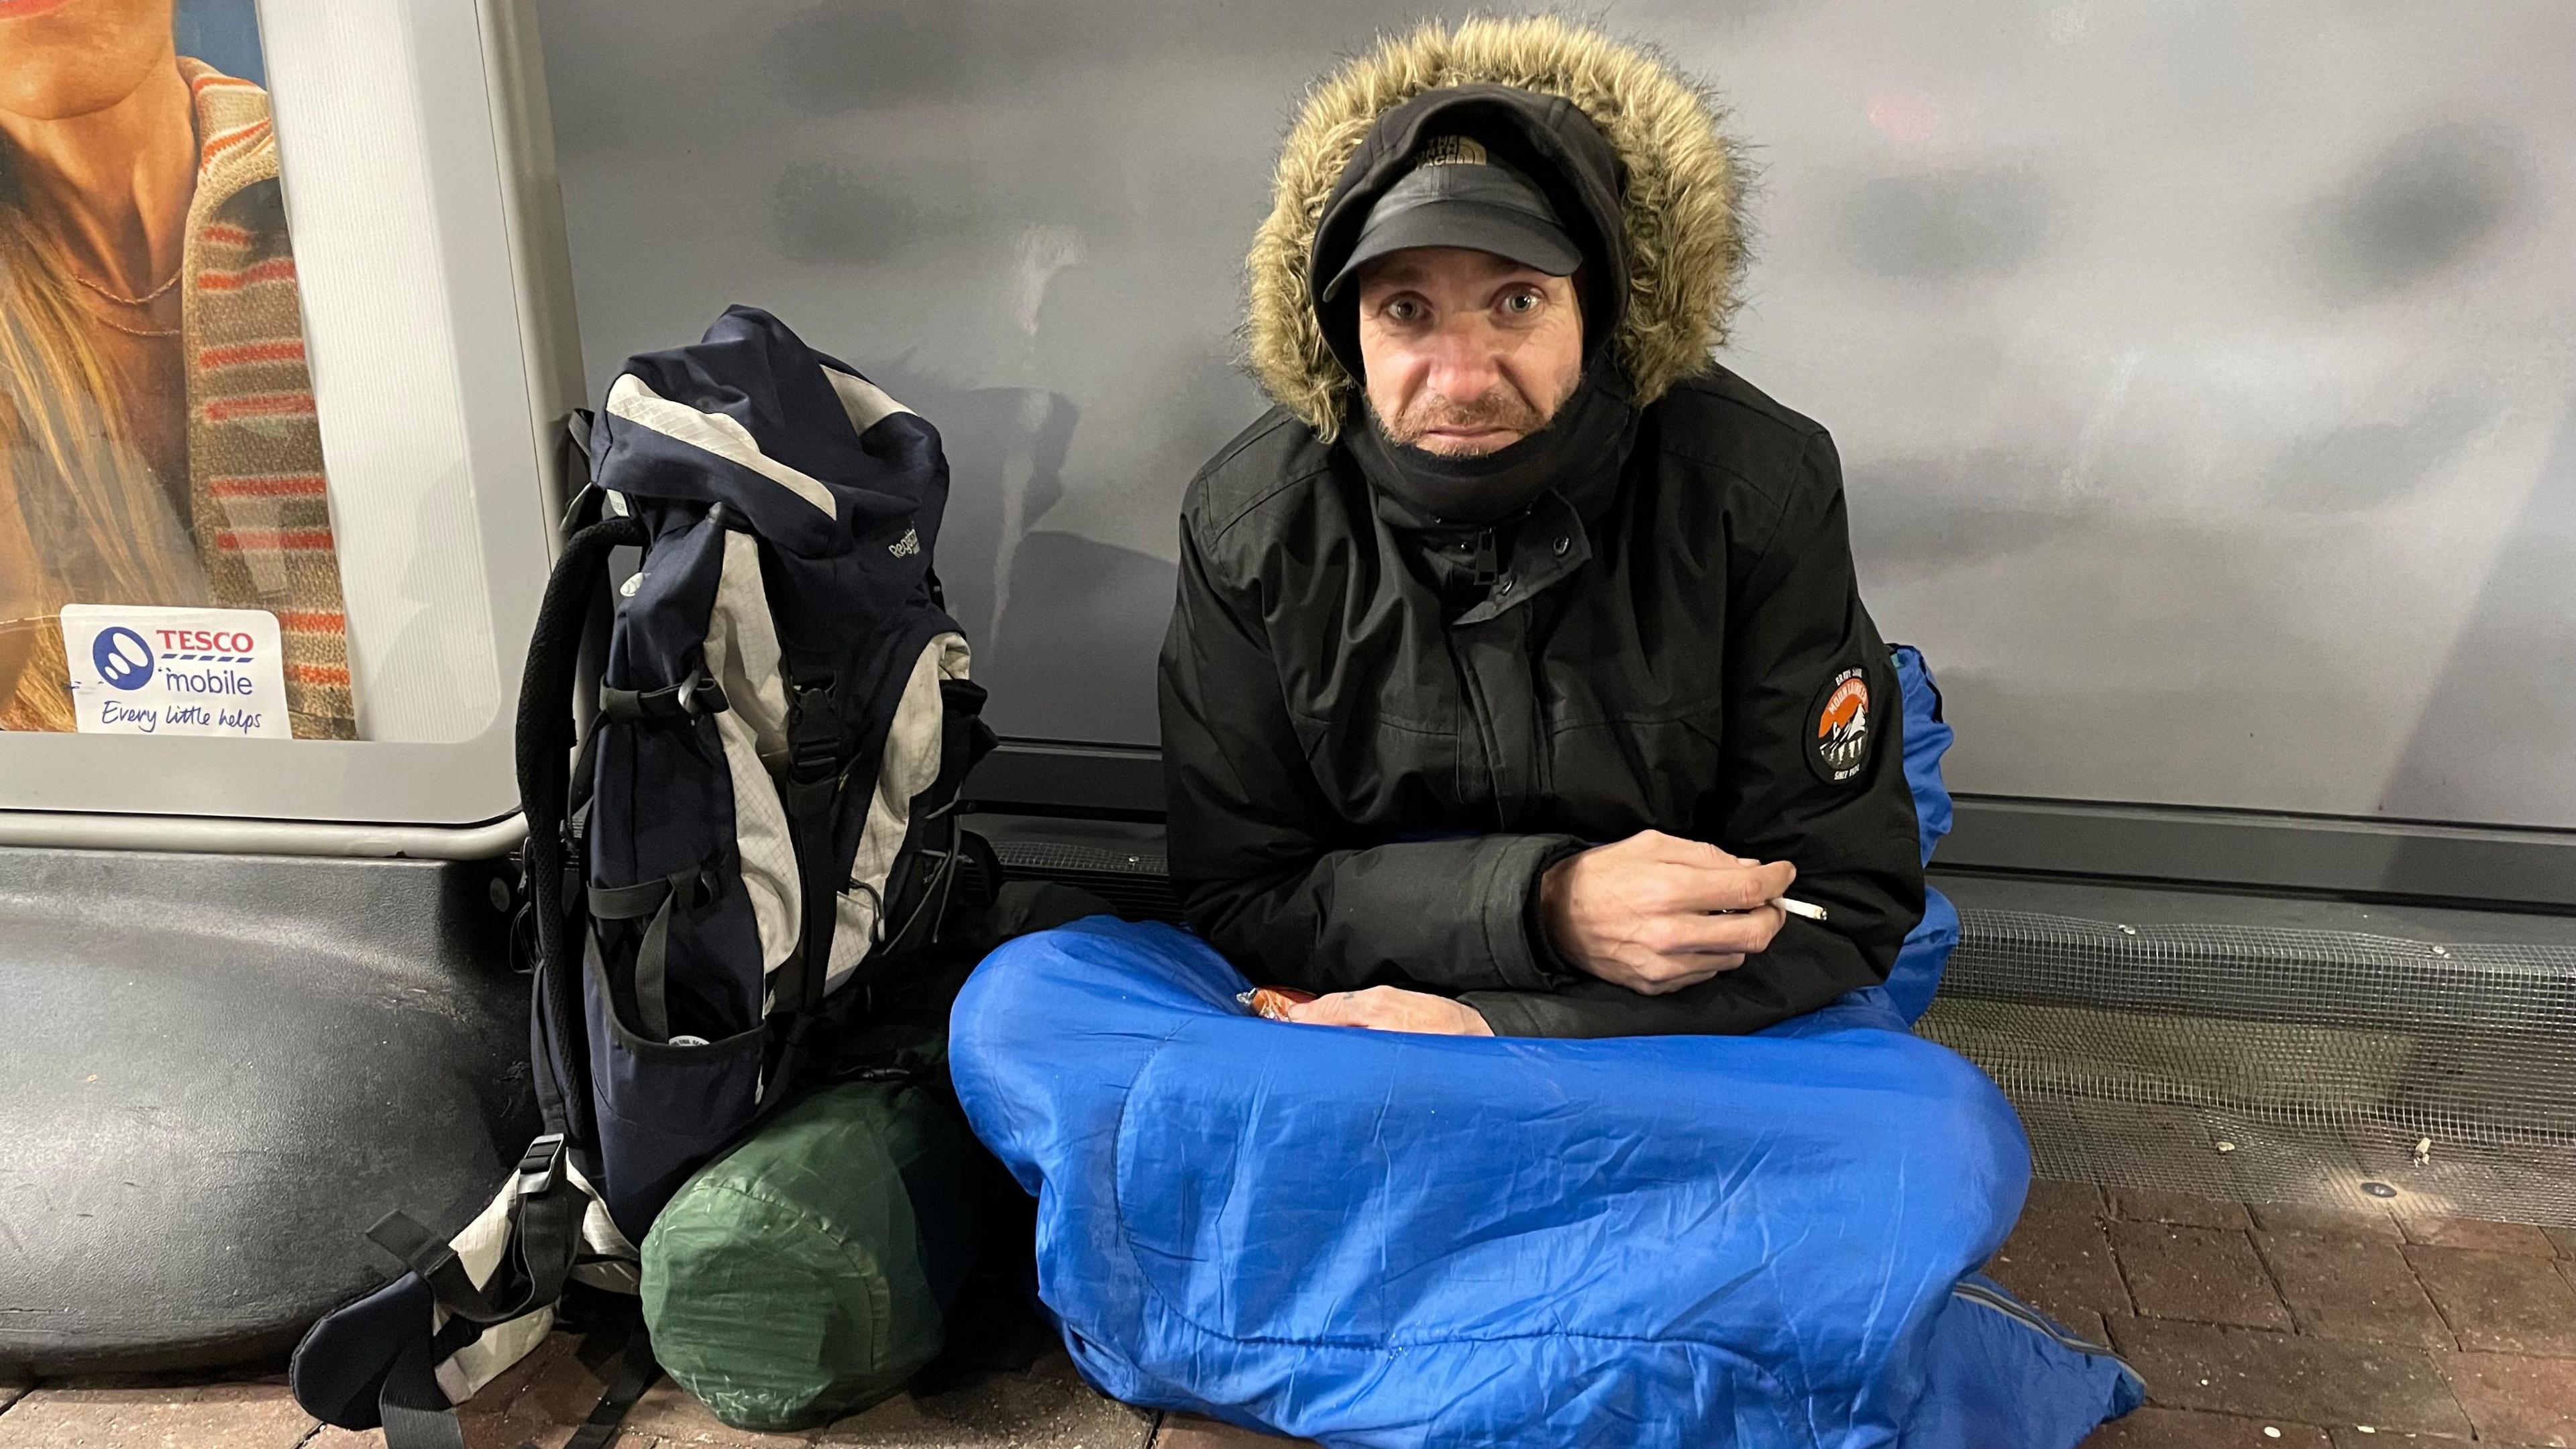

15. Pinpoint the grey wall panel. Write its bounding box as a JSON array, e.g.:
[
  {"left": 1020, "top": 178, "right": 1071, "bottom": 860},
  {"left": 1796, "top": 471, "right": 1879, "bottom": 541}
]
[
  {"left": 1700, "top": 1, "right": 2576, "bottom": 831},
  {"left": 536, "top": 1, "right": 2576, "bottom": 829}
]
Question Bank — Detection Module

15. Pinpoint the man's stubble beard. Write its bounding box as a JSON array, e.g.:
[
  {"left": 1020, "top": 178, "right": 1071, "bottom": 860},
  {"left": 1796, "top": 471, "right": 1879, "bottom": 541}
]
[{"left": 1373, "top": 382, "right": 1554, "bottom": 457}]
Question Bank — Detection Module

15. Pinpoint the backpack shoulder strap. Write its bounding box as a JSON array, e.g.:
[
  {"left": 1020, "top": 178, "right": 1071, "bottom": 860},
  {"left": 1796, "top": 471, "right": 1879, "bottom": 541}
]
[{"left": 519, "top": 512, "right": 648, "bottom": 1152}]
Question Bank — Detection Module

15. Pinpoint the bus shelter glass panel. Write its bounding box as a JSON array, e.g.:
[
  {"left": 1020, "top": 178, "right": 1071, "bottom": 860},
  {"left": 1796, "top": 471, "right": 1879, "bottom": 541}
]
[
  {"left": 540, "top": 0, "right": 2576, "bottom": 831},
  {"left": 0, "top": 0, "right": 564, "bottom": 831},
  {"left": 0, "top": 0, "right": 502, "bottom": 750}
]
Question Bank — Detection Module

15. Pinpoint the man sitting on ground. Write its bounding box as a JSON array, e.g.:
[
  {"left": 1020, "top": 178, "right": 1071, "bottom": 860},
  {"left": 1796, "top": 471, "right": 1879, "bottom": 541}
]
[{"left": 947, "top": 26, "right": 2145, "bottom": 1446}]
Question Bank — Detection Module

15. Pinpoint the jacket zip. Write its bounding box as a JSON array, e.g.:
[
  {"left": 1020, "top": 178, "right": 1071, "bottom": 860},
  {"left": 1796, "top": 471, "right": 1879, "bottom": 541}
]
[
  {"left": 1446, "top": 629, "right": 1511, "bottom": 832},
  {"left": 1525, "top": 604, "right": 1553, "bottom": 805}
]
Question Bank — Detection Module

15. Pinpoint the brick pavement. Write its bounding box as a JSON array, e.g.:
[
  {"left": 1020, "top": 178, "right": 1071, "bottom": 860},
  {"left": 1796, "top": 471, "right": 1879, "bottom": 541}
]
[
  {"left": 3, "top": 1184, "right": 2569, "bottom": 1448},
  {"left": 1992, "top": 1183, "right": 2576, "bottom": 1448}
]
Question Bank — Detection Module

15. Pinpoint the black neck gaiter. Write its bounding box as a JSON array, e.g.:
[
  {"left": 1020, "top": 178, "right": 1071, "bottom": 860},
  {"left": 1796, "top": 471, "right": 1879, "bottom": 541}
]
[{"left": 1347, "top": 368, "right": 1639, "bottom": 526}]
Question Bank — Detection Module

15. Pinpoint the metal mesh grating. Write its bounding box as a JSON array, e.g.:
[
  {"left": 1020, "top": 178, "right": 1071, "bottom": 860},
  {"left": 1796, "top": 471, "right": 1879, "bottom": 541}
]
[
  {"left": 991, "top": 839, "right": 1184, "bottom": 923},
  {"left": 1919, "top": 911, "right": 2576, "bottom": 1225}
]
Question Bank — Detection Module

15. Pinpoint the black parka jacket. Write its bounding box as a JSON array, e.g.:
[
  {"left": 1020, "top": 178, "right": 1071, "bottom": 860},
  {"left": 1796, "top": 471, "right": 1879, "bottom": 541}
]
[
  {"left": 1162, "top": 370, "right": 1922, "bottom": 1038},
  {"left": 1161, "top": 20, "right": 1924, "bottom": 1036}
]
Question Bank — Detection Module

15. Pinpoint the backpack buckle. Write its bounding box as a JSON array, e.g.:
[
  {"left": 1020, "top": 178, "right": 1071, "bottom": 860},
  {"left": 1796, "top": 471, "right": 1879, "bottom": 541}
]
[
  {"left": 784, "top": 682, "right": 841, "bottom": 783},
  {"left": 675, "top": 670, "right": 729, "bottom": 718},
  {"left": 601, "top": 668, "right": 729, "bottom": 724},
  {"left": 516, "top": 1133, "right": 567, "bottom": 1199}
]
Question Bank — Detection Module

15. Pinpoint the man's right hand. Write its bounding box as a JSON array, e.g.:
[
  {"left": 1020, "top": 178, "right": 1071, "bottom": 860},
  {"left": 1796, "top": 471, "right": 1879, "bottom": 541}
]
[{"left": 1538, "top": 830, "right": 1795, "bottom": 996}]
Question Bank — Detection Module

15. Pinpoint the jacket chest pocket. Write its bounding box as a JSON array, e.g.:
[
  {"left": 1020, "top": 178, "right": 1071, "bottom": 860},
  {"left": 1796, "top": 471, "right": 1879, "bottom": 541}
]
[
  {"left": 1287, "top": 704, "right": 1474, "bottom": 825},
  {"left": 1539, "top": 706, "right": 1727, "bottom": 836}
]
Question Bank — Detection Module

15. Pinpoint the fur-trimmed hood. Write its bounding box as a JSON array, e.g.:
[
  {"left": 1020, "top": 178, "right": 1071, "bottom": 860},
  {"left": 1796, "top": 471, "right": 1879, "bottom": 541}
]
[{"left": 1247, "top": 16, "right": 1748, "bottom": 439}]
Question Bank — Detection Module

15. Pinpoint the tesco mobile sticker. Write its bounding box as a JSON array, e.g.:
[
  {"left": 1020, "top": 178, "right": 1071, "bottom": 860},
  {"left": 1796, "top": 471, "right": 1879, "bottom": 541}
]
[{"left": 59, "top": 604, "right": 293, "bottom": 739}]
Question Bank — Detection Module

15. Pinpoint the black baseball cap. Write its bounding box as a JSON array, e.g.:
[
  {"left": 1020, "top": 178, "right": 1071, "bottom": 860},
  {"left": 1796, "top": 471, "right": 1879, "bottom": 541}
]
[{"left": 1321, "top": 133, "right": 1584, "bottom": 301}]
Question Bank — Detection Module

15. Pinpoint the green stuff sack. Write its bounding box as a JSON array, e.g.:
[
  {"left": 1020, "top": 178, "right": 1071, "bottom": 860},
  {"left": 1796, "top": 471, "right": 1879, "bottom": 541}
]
[{"left": 641, "top": 1079, "right": 979, "bottom": 1431}]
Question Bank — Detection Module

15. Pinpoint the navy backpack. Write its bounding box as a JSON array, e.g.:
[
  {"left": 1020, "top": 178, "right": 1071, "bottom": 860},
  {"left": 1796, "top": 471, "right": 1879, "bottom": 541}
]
[{"left": 290, "top": 307, "right": 995, "bottom": 1446}]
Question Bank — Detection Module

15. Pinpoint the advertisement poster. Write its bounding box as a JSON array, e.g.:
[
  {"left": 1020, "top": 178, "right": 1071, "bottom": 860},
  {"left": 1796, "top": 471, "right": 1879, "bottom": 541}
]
[{"left": 0, "top": 0, "right": 357, "bottom": 739}]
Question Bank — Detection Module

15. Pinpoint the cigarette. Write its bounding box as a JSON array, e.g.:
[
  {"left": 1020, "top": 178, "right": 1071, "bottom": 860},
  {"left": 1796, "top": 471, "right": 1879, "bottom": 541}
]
[{"left": 1772, "top": 896, "right": 1829, "bottom": 922}]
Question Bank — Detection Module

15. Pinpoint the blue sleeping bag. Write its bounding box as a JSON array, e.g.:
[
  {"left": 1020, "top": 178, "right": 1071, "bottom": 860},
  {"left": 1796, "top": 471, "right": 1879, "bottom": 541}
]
[{"left": 950, "top": 647, "right": 2141, "bottom": 1446}]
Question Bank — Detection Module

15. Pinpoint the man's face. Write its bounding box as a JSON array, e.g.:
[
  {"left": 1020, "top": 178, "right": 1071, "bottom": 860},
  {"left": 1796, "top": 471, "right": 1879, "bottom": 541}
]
[{"left": 1356, "top": 246, "right": 1582, "bottom": 456}]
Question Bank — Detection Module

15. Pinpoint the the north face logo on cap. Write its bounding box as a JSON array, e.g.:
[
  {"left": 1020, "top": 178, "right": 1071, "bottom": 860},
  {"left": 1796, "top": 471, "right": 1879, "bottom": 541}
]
[{"left": 1414, "top": 134, "right": 1491, "bottom": 168}]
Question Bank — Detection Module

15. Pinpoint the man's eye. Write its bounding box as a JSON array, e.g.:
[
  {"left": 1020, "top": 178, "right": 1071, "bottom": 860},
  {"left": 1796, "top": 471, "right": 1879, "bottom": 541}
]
[
  {"left": 1385, "top": 299, "right": 1424, "bottom": 323},
  {"left": 1501, "top": 290, "right": 1542, "bottom": 315}
]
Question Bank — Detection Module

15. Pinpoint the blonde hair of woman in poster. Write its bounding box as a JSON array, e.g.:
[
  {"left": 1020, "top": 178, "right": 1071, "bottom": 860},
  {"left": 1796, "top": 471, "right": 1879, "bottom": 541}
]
[{"left": 0, "top": 0, "right": 355, "bottom": 738}]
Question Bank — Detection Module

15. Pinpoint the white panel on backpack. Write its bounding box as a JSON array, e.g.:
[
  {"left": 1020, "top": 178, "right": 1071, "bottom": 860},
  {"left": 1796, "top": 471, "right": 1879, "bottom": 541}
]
[
  {"left": 826, "top": 631, "right": 971, "bottom": 991},
  {"left": 822, "top": 366, "right": 915, "bottom": 435},
  {"left": 605, "top": 374, "right": 837, "bottom": 520},
  {"left": 701, "top": 531, "right": 801, "bottom": 975}
]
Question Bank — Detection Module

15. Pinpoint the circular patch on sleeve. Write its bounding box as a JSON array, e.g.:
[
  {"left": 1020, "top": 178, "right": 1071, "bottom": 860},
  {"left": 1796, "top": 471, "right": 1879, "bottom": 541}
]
[{"left": 1808, "top": 666, "right": 1874, "bottom": 784}]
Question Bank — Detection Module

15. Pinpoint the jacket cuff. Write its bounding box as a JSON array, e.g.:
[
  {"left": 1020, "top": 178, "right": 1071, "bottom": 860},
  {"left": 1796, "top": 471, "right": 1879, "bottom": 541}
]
[
  {"left": 1457, "top": 989, "right": 1542, "bottom": 1038},
  {"left": 1521, "top": 837, "right": 1591, "bottom": 987},
  {"left": 1479, "top": 833, "right": 1587, "bottom": 992}
]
